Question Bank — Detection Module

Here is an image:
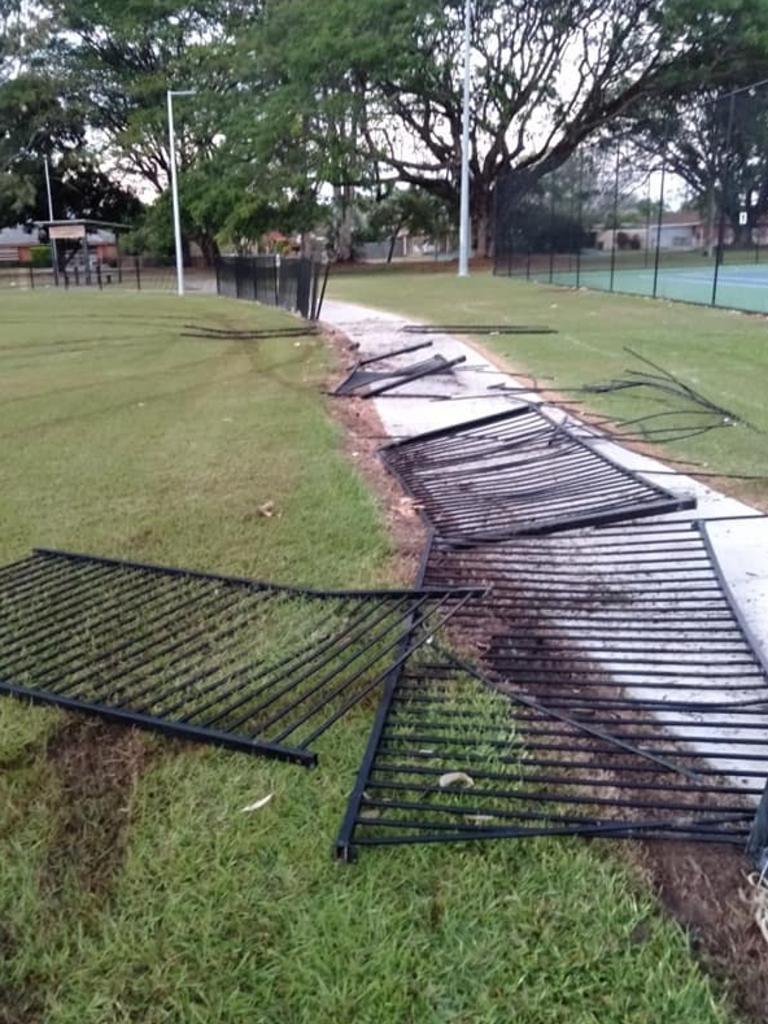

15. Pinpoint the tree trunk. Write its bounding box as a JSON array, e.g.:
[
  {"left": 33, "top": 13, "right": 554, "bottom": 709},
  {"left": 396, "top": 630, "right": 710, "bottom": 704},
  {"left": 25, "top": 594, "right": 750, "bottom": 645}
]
[
  {"left": 334, "top": 184, "right": 356, "bottom": 261},
  {"left": 472, "top": 184, "right": 493, "bottom": 259},
  {"left": 195, "top": 232, "right": 220, "bottom": 267},
  {"left": 386, "top": 218, "right": 405, "bottom": 263},
  {"left": 705, "top": 187, "right": 717, "bottom": 257}
]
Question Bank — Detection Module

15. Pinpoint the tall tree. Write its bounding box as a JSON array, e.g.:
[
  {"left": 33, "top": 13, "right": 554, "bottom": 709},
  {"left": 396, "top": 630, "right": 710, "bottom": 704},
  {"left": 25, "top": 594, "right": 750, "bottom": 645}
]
[
  {"left": 26, "top": 0, "right": 266, "bottom": 256},
  {"left": 257, "top": 0, "right": 768, "bottom": 256},
  {"left": 632, "top": 84, "right": 768, "bottom": 251},
  {"left": 375, "top": 0, "right": 768, "bottom": 255}
]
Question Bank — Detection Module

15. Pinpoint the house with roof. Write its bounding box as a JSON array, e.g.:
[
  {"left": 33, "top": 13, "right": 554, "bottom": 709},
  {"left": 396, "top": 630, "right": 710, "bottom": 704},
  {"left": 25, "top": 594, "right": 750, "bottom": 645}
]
[
  {"left": 594, "top": 212, "right": 708, "bottom": 252},
  {"left": 0, "top": 224, "right": 41, "bottom": 262},
  {"left": 0, "top": 222, "right": 119, "bottom": 263}
]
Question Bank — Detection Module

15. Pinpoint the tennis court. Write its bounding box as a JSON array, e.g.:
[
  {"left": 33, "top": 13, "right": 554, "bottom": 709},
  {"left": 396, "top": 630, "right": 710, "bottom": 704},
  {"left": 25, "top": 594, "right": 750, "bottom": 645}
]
[{"left": 548, "top": 259, "right": 768, "bottom": 313}]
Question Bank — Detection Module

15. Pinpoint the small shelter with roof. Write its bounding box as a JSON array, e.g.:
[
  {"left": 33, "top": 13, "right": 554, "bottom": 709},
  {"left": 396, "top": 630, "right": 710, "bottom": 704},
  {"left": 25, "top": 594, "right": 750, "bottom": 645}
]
[{"left": 40, "top": 218, "right": 128, "bottom": 284}]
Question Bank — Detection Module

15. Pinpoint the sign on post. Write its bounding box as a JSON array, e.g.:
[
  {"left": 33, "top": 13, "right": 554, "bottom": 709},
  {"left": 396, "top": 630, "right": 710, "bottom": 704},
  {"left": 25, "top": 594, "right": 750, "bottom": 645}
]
[{"left": 49, "top": 223, "right": 86, "bottom": 240}]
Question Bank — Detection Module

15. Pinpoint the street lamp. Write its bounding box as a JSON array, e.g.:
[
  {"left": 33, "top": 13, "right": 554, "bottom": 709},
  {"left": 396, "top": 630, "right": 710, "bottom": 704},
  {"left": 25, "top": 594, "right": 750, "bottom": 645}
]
[
  {"left": 43, "top": 156, "right": 59, "bottom": 286},
  {"left": 458, "top": 0, "right": 472, "bottom": 277},
  {"left": 166, "top": 88, "right": 196, "bottom": 297}
]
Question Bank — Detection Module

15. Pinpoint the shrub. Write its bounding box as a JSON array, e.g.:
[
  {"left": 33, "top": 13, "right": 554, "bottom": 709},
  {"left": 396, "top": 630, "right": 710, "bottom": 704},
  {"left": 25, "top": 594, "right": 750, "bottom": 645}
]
[{"left": 29, "top": 244, "right": 52, "bottom": 268}]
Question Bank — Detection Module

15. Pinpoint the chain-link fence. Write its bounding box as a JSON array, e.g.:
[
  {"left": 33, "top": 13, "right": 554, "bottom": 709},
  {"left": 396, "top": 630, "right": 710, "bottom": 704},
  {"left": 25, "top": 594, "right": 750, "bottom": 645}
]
[{"left": 495, "top": 81, "right": 768, "bottom": 314}]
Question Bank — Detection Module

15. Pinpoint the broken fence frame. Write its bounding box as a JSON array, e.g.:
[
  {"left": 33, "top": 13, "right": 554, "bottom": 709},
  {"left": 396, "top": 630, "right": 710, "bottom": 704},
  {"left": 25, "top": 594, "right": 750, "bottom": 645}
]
[
  {"left": 333, "top": 350, "right": 466, "bottom": 398},
  {"left": 400, "top": 324, "right": 557, "bottom": 336},
  {"left": 0, "top": 548, "right": 482, "bottom": 767},
  {"left": 336, "top": 521, "right": 768, "bottom": 862},
  {"left": 380, "top": 405, "right": 696, "bottom": 544}
]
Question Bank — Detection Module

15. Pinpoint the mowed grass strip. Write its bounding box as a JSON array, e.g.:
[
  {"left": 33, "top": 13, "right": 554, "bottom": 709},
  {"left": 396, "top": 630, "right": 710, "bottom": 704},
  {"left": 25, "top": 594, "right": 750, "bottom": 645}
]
[
  {"left": 329, "top": 270, "right": 768, "bottom": 506},
  {"left": 0, "top": 290, "right": 388, "bottom": 584},
  {"left": 0, "top": 290, "right": 733, "bottom": 1023}
]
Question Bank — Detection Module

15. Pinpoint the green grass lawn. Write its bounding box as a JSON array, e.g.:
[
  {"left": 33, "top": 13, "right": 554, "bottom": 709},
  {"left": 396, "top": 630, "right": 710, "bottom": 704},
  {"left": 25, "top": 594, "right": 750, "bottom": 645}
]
[
  {"left": 0, "top": 290, "right": 738, "bottom": 1023},
  {"left": 329, "top": 269, "right": 768, "bottom": 506}
]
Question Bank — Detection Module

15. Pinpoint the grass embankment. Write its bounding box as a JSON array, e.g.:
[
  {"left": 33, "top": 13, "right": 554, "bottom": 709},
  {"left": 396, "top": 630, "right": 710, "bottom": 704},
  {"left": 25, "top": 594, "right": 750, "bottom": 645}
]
[
  {"left": 0, "top": 290, "right": 734, "bottom": 1023},
  {"left": 329, "top": 269, "right": 768, "bottom": 506}
]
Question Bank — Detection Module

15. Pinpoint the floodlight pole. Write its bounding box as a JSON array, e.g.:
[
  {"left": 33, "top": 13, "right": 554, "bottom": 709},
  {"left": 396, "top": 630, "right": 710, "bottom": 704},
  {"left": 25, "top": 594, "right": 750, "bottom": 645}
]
[
  {"left": 167, "top": 88, "right": 196, "bottom": 297},
  {"left": 43, "top": 157, "right": 59, "bottom": 286},
  {"left": 458, "top": 0, "right": 471, "bottom": 277}
]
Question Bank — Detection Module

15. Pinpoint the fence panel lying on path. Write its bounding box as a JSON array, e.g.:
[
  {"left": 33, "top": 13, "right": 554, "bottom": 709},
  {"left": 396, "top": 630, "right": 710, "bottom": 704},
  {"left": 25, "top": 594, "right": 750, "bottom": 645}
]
[
  {"left": 0, "top": 548, "right": 479, "bottom": 765},
  {"left": 336, "top": 521, "right": 768, "bottom": 860},
  {"left": 381, "top": 407, "right": 695, "bottom": 545},
  {"left": 333, "top": 353, "right": 465, "bottom": 398}
]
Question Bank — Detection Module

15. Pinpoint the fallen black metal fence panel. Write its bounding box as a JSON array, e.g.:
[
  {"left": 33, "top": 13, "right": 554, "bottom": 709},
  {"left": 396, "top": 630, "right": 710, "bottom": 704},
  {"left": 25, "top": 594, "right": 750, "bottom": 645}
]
[
  {"left": 333, "top": 353, "right": 464, "bottom": 398},
  {"left": 358, "top": 341, "right": 434, "bottom": 365},
  {"left": 182, "top": 324, "right": 318, "bottom": 341},
  {"left": 401, "top": 324, "right": 557, "bottom": 336},
  {"left": 0, "top": 548, "right": 481, "bottom": 766},
  {"left": 336, "top": 521, "right": 768, "bottom": 860},
  {"left": 380, "top": 406, "right": 695, "bottom": 544},
  {"left": 363, "top": 356, "right": 466, "bottom": 398}
]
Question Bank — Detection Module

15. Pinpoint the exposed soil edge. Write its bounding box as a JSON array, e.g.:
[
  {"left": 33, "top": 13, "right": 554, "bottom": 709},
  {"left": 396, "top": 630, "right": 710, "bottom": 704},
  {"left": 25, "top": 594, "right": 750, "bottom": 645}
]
[
  {"left": 322, "top": 323, "right": 427, "bottom": 587},
  {"left": 41, "top": 717, "right": 161, "bottom": 900}
]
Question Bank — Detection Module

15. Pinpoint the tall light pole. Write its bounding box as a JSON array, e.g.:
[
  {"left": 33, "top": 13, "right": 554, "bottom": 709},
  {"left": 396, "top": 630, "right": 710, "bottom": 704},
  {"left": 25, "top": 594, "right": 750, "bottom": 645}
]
[
  {"left": 458, "top": 0, "right": 472, "bottom": 277},
  {"left": 43, "top": 156, "right": 59, "bottom": 286},
  {"left": 167, "top": 88, "right": 196, "bottom": 297}
]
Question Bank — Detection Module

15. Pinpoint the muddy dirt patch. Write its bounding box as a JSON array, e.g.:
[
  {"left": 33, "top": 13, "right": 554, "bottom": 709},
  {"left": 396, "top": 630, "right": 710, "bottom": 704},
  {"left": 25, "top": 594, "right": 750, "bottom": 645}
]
[
  {"left": 41, "top": 717, "right": 157, "bottom": 899},
  {"left": 628, "top": 840, "right": 768, "bottom": 1023}
]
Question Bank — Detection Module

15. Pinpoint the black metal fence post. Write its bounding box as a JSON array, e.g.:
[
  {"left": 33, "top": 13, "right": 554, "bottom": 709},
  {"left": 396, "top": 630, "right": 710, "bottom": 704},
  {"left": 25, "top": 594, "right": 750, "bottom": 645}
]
[
  {"left": 314, "top": 261, "right": 331, "bottom": 321},
  {"left": 711, "top": 89, "right": 736, "bottom": 307},
  {"left": 310, "top": 260, "right": 321, "bottom": 320},
  {"left": 575, "top": 151, "right": 584, "bottom": 288},
  {"left": 652, "top": 143, "right": 668, "bottom": 299},
  {"left": 548, "top": 186, "right": 555, "bottom": 283},
  {"left": 644, "top": 174, "right": 652, "bottom": 270},
  {"left": 609, "top": 144, "right": 620, "bottom": 292}
]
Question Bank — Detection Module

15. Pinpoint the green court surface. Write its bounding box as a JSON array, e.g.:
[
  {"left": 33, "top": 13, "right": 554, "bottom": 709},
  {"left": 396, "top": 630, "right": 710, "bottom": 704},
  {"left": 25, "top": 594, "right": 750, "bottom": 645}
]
[{"left": 539, "top": 260, "right": 768, "bottom": 313}]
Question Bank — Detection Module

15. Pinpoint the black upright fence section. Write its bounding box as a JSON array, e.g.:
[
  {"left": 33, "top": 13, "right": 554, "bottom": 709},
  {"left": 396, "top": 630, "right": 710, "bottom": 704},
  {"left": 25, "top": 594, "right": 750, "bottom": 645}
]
[
  {"left": 215, "top": 256, "right": 328, "bottom": 320},
  {"left": 0, "top": 255, "right": 208, "bottom": 293},
  {"left": 494, "top": 80, "right": 768, "bottom": 315}
]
